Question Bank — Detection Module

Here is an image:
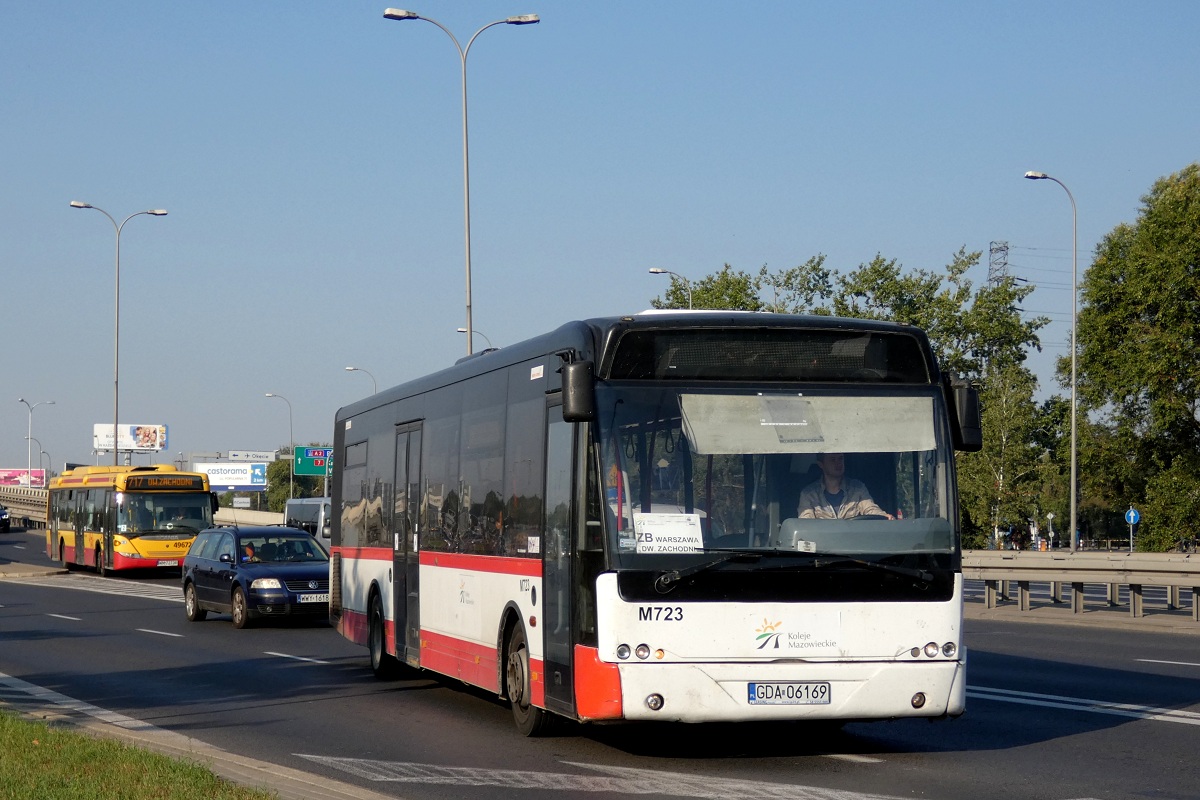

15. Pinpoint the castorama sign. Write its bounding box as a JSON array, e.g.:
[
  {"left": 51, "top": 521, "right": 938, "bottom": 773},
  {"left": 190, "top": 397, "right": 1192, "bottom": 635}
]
[{"left": 196, "top": 462, "right": 269, "bottom": 493}]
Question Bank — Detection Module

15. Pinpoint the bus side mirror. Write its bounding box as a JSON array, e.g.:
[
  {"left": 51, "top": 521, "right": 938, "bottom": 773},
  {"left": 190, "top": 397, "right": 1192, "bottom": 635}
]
[
  {"left": 562, "top": 360, "right": 596, "bottom": 422},
  {"left": 949, "top": 378, "right": 982, "bottom": 452},
  {"left": 210, "top": 493, "right": 220, "bottom": 513}
]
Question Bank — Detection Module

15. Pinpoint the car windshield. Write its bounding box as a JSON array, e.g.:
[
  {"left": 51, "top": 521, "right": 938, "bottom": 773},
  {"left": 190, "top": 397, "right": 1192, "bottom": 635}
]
[
  {"left": 238, "top": 534, "right": 328, "bottom": 563},
  {"left": 594, "top": 384, "right": 955, "bottom": 570},
  {"left": 116, "top": 492, "right": 214, "bottom": 536}
]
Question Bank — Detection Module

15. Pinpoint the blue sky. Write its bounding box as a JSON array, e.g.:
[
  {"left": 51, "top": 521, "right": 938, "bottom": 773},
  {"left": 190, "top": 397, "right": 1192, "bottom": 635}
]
[{"left": 3, "top": 1, "right": 1198, "bottom": 472}]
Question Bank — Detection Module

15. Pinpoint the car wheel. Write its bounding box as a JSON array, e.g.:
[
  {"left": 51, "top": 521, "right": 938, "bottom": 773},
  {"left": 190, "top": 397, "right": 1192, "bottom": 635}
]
[
  {"left": 231, "top": 586, "right": 251, "bottom": 629},
  {"left": 506, "top": 624, "right": 552, "bottom": 736},
  {"left": 184, "top": 582, "right": 207, "bottom": 622},
  {"left": 369, "top": 592, "right": 399, "bottom": 679}
]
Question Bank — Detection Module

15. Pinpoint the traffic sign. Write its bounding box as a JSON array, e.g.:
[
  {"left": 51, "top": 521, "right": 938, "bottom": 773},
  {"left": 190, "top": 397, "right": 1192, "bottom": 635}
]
[
  {"left": 295, "top": 451, "right": 334, "bottom": 476},
  {"left": 1125, "top": 507, "right": 1140, "bottom": 525}
]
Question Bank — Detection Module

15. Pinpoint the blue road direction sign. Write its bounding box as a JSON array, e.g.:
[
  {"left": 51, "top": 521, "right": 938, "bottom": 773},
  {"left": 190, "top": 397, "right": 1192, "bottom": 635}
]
[
  {"left": 1125, "top": 507, "right": 1140, "bottom": 525},
  {"left": 295, "top": 448, "right": 333, "bottom": 476}
]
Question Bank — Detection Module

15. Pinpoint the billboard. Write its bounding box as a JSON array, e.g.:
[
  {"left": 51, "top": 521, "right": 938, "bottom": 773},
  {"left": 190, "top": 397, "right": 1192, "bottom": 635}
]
[
  {"left": 196, "top": 462, "right": 268, "bottom": 493},
  {"left": 93, "top": 424, "right": 168, "bottom": 452},
  {"left": 0, "top": 469, "right": 47, "bottom": 488}
]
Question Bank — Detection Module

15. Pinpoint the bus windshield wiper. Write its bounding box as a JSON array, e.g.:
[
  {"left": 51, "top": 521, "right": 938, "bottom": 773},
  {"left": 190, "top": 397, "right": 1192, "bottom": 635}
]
[
  {"left": 810, "top": 555, "right": 935, "bottom": 584},
  {"left": 654, "top": 550, "right": 762, "bottom": 594}
]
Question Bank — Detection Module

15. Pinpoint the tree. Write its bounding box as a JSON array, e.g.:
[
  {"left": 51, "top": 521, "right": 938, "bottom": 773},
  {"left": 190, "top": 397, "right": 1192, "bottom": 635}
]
[
  {"left": 956, "top": 363, "right": 1045, "bottom": 549},
  {"left": 651, "top": 264, "right": 761, "bottom": 311},
  {"left": 1076, "top": 163, "right": 1200, "bottom": 549}
]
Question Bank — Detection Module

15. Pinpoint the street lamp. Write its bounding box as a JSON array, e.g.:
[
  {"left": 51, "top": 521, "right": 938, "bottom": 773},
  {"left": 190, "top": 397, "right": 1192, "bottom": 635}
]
[
  {"left": 265, "top": 393, "right": 294, "bottom": 500},
  {"left": 25, "top": 436, "right": 44, "bottom": 487},
  {"left": 383, "top": 8, "right": 539, "bottom": 356},
  {"left": 1024, "top": 171, "right": 1078, "bottom": 552},
  {"left": 344, "top": 366, "right": 378, "bottom": 394},
  {"left": 456, "top": 327, "right": 493, "bottom": 349},
  {"left": 17, "top": 398, "right": 54, "bottom": 487},
  {"left": 71, "top": 201, "right": 168, "bottom": 466},
  {"left": 648, "top": 268, "right": 694, "bottom": 309},
  {"left": 39, "top": 450, "right": 51, "bottom": 486}
]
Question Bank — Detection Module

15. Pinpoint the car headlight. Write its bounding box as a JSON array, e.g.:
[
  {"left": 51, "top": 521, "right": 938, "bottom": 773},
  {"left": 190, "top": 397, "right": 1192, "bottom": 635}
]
[{"left": 251, "top": 578, "right": 282, "bottom": 590}]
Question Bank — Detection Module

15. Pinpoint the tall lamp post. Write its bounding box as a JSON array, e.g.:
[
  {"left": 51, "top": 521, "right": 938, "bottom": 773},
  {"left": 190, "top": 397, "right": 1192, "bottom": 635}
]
[
  {"left": 39, "top": 449, "right": 52, "bottom": 486},
  {"left": 456, "top": 327, "right": 493, "bottom": 349},
  {"left": 383, "top": 8, "right": 539, "bottom": 356},
  {"left": 1024, "top": 171, "right": 1078, "bottom": 552},
  {"left": 265, "top": 393, "right": 294, "bottom": 500},
  {"left": 70, "top": 201, "right": 168, "bottom": 466},
  {"left": 344, "top": 366, "right": 378, "bottom": 394},
  {"left": 648, "top": 268, "right": 694, "bottom": 309},
  {"left": 25, "top": 436, "right": 44, "bottom": 487},
  {"left": 18, "top": 398, "right": 54, "bottom": 487}
]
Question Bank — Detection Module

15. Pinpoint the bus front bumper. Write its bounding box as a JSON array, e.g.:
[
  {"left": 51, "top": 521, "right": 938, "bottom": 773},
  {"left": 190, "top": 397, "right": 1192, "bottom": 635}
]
[{"left": 612, "top": 653, "right": 967, "bottom": 723}]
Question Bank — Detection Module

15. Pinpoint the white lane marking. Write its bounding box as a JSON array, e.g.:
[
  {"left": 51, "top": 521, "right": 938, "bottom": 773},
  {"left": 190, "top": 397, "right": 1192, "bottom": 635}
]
[
  {"left": 137, "top": 628, "right": 183, "bottom": 637},
  {"left": 47, "top": 613, "right": 81, "bottom": 621},
  {"left": 1137, "top": 658, "right": 1200, "bottom": 668},
  {"left": 824, "top": 754, "right": 884, "bottom": 763},
  {"left": 2, "top": 573, "right": 182, "bottom": 602},
  {"left": 969, "top": 685, "right": 1200, "bottom": 725},
  {"left": 265, "top": 651, "right": 329, "bottom": 665},
  {"left": 0, "top": 670, "right": 187, "bottom": 741},
  {"left": 297, "top": 755, "right": 904, "bottom": 799}
]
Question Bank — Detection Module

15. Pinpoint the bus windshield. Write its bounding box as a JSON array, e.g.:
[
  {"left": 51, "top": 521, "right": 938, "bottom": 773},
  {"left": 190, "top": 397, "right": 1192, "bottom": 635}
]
[
  {"left": 116, "top": 492, "right": 215, "bottom": 536},
  {"left": 595, "top": 385, "right": 954, "bottom": 568}
]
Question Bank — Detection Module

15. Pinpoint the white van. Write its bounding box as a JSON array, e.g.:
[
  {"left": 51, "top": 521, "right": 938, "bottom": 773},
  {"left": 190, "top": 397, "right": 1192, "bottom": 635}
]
[{"left": 284, "top": 497, "right": 332, "bottom": 549}]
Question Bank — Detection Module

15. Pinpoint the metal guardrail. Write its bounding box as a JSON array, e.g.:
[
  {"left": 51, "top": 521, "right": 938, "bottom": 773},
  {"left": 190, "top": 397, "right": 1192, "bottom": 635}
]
[
  {"left": 2, "top": 487, "right": 1195, "bottom": 624},
  {"left": 962, "top": 549, "right": 1200, "bottom": 622},
  {"left": 0, "top": 486, "right": 47, "bottom": 526}
]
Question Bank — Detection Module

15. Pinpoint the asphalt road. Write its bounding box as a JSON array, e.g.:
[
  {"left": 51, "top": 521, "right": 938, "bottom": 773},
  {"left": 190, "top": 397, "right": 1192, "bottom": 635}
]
[{"left": 2, "top": 526, "right": 1199, "bottom": 800}]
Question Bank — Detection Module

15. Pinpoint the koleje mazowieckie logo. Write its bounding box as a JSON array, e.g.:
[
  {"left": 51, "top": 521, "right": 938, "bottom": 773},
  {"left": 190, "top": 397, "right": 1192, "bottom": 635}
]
[{"left": 755, "top": 618, "right": 783, "bottom": 649}]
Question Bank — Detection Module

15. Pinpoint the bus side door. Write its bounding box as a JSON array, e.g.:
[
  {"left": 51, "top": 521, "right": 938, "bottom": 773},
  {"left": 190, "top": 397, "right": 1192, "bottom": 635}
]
[
  {"left": 542, "top": 404, "right": 575, "bottom": 714},
  {"left": 394, "top": 425, "right": 423, "bottom": 667}
]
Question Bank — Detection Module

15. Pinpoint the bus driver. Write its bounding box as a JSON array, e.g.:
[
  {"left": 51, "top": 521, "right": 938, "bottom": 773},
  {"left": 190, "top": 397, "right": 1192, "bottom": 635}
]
[{"left": 796, "top": 452, "right": 894, "bottom": 520}]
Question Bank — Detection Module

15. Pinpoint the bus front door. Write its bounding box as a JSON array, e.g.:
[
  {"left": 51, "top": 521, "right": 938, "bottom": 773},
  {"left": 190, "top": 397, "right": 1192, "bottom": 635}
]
[
  {"left": 542, "top": 405, "right": 575, "bottom": 714},
  {"left": 394, "top": 426, "right": 423, "bottom": 667}
]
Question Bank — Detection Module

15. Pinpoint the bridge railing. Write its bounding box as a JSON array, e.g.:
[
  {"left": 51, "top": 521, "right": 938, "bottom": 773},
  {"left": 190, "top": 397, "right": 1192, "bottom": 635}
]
[
  {"left": 0, "top": 486, "right": 48, "bottom": 527},
  {"left": 962, "top": 549, "right": 1200, "bottom": 622},
  {"left": 3, "top": 485, "right": 1196, "bottom": 623}
]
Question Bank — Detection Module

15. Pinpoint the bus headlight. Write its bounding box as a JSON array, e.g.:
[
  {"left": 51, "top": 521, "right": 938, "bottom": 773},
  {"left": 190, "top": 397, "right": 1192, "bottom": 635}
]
[
  {"left": 251, "top": 578, "right": 282, "bottom": 590},
  {"left": 923, "top": 642, "right": 940, "bottom": 658},
  {"left": 616, "top": 644, "right": 631, "bottom": 660},
  {"left": 942, "top": 642, "right": 957, "bottom": 658},
  {"left": 635, "top": 644, "right": 651, "bottom": 660}
]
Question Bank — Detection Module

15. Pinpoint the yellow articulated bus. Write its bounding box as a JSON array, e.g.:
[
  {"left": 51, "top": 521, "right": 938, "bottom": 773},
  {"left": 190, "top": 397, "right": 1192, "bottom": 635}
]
[{"left": 46, "top": 465, "right": 219, "bottom": 574}]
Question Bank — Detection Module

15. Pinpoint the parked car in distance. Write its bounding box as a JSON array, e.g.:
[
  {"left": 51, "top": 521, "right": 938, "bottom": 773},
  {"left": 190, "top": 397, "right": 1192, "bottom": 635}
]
[
  {"left": 0, "top": 504, "right": 10, "bottom": 532},
  {"left": 182, "top": 525, "right": 329, "bottom": 628}
]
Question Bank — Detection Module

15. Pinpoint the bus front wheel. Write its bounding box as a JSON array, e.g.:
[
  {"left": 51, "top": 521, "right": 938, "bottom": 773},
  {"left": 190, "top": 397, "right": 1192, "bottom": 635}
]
[
  {"left": 96, "top": 546, "right": 108, "bottom": 577},
  {"left": 505, "top": 624, "right": 552, "bottom": 737}
]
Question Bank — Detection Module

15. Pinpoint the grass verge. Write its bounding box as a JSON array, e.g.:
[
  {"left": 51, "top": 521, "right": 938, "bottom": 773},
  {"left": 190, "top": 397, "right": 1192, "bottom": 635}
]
[{"left": 0, "top": 709, "right": 277, "bottom": 800}]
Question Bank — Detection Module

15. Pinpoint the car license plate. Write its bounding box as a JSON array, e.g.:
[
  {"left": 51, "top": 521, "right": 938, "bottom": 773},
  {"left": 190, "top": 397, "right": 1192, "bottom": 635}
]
[
  {"left": 298, "top": 593, "right": 329, "bottom": 603},
  {"left": 747, "top": 681, "right": 831, "bottom": 705},
  {"left": 157, "top": 559, "right": 178, "bottom": 567}
]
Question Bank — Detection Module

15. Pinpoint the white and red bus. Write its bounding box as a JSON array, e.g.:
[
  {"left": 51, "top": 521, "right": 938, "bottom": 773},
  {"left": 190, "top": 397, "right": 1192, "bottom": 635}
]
[{"left": 329, "top": 312, "right": 981, "bottom": 734}]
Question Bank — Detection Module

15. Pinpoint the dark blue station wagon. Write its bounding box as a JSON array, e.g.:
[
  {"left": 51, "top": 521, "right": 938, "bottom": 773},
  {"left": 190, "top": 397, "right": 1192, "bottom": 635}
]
[{"left": 182, "top": 525, "right": 330, "bottom": 628}]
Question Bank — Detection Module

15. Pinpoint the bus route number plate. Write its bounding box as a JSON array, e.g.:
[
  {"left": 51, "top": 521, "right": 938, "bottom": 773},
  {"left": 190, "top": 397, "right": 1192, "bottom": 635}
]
[{"left": 748, "top": 681, "right": 831, "bottom": 705}]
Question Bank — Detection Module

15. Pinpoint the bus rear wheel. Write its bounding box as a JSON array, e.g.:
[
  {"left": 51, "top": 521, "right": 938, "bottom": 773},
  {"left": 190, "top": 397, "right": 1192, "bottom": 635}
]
[
  {"left": 369, "top": 592, "right": 399, "bottom": 679},
  {"left": 505, "top": 624, "right": 552, "bottom": 737}
]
